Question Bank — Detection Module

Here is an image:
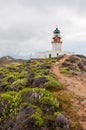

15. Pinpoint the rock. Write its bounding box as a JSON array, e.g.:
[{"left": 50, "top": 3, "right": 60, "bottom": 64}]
[
  {"left": 0, "top": 73, "right": 4, "bottom": 79},
  {"left": 32, "top": 77, "right": 48, "bottom": 88},
  {"left": 26, "top": 73, "right": 35, "bottom": 86},
  {"left": 55, "top": 114, "right": 71, "bottom": 130},
  {"left": 7, "top": 77, "right": 15, "bottom": 83}
]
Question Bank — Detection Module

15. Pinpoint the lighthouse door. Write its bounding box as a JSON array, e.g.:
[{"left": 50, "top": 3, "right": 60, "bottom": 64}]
[{"left": 49, "top": 54, "right": 51, "bottom": 58}]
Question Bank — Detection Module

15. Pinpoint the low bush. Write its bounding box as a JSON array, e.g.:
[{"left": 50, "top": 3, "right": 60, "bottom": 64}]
[
  {"left": 45, "top": 75, "right": 62, "bottom": 90},
  {"left": 31, "top": 109, "right": 43, "bottom": 127},
  {"left": 20, "top": 88, "right": 59, "bottom": 114},
  {"left": 61, "top": 68, "right": 70, "bottom": 74},
  {"left": 0, "top": 92, "right": 21, "bottom": 121},
  {"left": 9, "top": 78, "right": 27, "bottom": 91}
]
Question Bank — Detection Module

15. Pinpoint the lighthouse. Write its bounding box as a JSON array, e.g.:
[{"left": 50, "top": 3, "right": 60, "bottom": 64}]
[
  {"left": 38, "top": 27, "right": 64, "bottom": 58},
  {"left": 52, "top": 27, "right": 62, "bottom": 57}
]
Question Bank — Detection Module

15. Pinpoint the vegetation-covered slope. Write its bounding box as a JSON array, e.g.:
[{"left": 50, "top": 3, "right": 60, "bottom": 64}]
[
  {"left": 51, "top": 54, "right": 86, "bottom": 130},
  {"left": 0, "top": 56, "right": 85, "bottom": 130}
]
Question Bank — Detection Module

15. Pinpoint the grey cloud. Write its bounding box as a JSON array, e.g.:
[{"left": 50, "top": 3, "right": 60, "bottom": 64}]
[
  {"left": 0, "top": 0, "right": 85, "bottom": 12},
  {"left": 0, "top": 26, "right": 33, "bottom": 42},
  {"left": 0, "top": 0, "right": 86, "bottom": 58},
  {"left": 17, "top": 0, "right": 86, "bottom": 12}
]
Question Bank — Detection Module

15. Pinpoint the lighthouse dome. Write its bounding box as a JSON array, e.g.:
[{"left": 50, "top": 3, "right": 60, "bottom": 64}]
[{"left": 54, "top": 28, "right": 60, "bottom": 34}]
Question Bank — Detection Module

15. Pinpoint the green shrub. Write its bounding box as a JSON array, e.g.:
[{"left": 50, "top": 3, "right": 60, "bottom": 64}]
[
  {"left": 53, "top": 92, "right": 72, "bottom": 112},
  {"left": 0, "top": 92, "right": 21, "bottom": 121},
  {"left": 34, "top": 69, "right": 49, "bottom": 79},
  {"left": 10, "top": 78, "right": 27, "bottom": 91},
  {"left": 20, "top": 88, "right": 59, "bottom": 106},
  {"left": 20, "top": 88, "right": 59, "bottom": 116},
  {"left": 0, "top": 78, "right": 11, "bottom": 91},
  {"left": 32, "top": 112, "right": 43, "bottom": 127},
  {"left": 45, "top": 75, "right": 62, "bottom": 90},
  {"left": 45, "top": 80, "right": 62, "bottom": 90},
  {"left": 61, "top": 68, "right": 70, "bottom": 74},
  {"left": 39, "top": 96, "right": 57, "bottom": 106}
]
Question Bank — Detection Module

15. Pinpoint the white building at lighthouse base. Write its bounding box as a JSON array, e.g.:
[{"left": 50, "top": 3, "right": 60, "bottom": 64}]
[{"left": 38, "top": 50, "right": 73, "bottom": 59}]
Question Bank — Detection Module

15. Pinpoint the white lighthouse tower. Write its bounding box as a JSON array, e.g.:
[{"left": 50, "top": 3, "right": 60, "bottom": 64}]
[{"left": 52, "top": 27, "right": 62, "bottom": 57}]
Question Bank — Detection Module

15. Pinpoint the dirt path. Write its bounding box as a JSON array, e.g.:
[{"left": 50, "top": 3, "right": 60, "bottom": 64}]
[{"left": 51, "top": 55, "right": 86, "bottom": 130}]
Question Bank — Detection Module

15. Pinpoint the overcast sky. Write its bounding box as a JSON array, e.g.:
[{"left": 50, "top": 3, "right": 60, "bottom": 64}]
[{"left": 0, "top": 0, "right": 86, "bottom": 59}]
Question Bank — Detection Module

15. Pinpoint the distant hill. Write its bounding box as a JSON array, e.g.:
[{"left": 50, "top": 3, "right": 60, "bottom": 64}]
[{"left": 0, "top": 56, "right": 26, "bottom": 65}]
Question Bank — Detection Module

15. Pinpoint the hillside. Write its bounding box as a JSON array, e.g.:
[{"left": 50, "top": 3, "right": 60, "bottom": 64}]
[
  {"left": 51, "top": 55, "right": 86, "bottom": 130},
  {"left": 0, "top": 55, "right": 86, "bottom": 130}
]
